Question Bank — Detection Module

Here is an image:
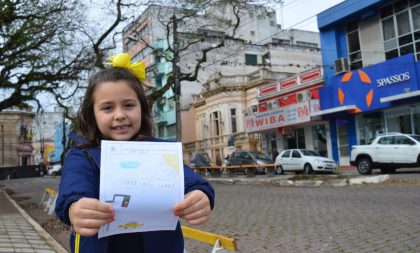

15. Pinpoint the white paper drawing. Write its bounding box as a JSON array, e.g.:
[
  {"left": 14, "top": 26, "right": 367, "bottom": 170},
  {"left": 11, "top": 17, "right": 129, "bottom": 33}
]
[{"left": 99, "top": 141, "right": 184, "bottom": 238}]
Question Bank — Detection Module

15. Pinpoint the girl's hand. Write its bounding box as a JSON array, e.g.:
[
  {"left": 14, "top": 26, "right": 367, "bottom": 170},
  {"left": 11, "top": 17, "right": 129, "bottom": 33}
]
[
  {"left": 69, "top": 197, "right": 114, "bottom": 237},
  {"left": 173, "top": 190, "right": 211, "bottom": 225}
]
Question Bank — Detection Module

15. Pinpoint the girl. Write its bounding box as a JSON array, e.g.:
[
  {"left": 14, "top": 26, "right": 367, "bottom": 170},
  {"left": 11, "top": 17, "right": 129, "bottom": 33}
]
[{"left": 55, "top": 53, "right": 215, "bottom": 253}]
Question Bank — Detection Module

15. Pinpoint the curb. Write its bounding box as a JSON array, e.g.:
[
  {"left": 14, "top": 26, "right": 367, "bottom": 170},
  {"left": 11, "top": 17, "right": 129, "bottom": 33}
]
[
  {"left": 207, "top": 174, "right": 390, "bottom": 187},
  {"left": 2, "top": 189, "right": 68, "bottom": 253}
]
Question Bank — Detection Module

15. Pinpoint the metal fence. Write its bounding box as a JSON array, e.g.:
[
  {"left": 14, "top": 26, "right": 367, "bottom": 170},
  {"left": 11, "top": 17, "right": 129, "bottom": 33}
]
[{"left": 0, "top": 165, "right": 45, "bottom": 180}]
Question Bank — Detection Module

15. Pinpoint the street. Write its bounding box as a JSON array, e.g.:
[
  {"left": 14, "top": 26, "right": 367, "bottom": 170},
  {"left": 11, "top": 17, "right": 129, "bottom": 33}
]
[{"left": 1, "top": 174, "right": 420, "bottom": 253}]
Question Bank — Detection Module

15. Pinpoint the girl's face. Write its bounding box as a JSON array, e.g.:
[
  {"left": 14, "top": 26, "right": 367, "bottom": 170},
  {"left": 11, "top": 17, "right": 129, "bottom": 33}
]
[{"left": 93, "top": 80, "right": 141, "bottom": 141}]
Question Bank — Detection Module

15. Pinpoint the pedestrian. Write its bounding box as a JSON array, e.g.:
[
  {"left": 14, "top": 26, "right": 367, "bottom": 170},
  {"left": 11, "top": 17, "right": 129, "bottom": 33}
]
[
  {"left": 272, "top": 149, "right": 279, "bottom": 161},
  {"left": 194, "top": 149, "right": 211, "bottom": 167},
  {"left": 55, "top": 53, "right": 214, "bottom": 253},
  {"left": 215, "top": 153, "right": 222, "bottom": 166}
]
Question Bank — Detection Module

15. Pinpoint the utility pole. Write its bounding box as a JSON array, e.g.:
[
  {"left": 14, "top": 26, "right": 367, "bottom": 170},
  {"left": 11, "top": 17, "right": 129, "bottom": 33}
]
[{"left": 172, "top": 14, "right": 182, "bottom": 142}]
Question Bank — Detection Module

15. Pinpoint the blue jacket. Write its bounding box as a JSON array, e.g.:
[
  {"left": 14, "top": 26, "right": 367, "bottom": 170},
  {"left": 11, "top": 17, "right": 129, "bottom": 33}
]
[{"left": 55, "top": 137, "right": 215, "bottom": 253}]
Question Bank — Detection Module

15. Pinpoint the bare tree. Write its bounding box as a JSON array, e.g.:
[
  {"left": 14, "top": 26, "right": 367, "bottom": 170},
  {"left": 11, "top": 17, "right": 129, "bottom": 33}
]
[{"left": 124, "top": 0, "right": 277, "bottom": 139}]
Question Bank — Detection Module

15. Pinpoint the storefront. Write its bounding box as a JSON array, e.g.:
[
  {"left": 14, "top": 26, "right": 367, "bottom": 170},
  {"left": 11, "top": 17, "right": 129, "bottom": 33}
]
[
  {"left": 316, "top": 54, "right": 420, "bottom": 165},
  {"left": 245, "top": 68, "right": 334, "bottom": 160}
]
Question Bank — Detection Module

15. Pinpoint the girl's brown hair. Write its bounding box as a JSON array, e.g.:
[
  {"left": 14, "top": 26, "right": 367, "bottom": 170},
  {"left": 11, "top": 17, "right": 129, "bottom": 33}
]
[{"left": 76, "top": 67, "right": 154, "bottom": 147}]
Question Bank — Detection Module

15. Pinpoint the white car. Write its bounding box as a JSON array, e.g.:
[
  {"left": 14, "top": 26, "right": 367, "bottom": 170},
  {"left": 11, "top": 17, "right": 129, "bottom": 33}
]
[
  {"left": 275, "top": 149, "right": 336, "bottom": 174},
  {"left": 48, "top": 164, "right": 61, "bottom": 175},
  {"left": 350, "top": 133, "right": 420, "bottom": 175}
]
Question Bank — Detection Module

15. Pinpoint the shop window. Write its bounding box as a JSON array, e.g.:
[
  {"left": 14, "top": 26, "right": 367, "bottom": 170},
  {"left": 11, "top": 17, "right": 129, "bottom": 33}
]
[
  {"left": 356, "top": 112, "right": 385, "bottom": 145},
  {"left": 386, "top": 107, "right": 412, "bottom": 134},
  {"left": 312, "top": 125, "right": 327, "bottom": 157},
  {"left": 413, "top": 105, "right": 420, "bottom": 134}
]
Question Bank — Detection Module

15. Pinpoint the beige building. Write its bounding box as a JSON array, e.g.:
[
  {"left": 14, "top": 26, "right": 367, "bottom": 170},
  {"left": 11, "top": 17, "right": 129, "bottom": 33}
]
[
  {"left": 0, "top": 110, "right": 35, "bottom": 167},
  {"left": 183, "top": 68, "right": 286, "bottom": 164}
]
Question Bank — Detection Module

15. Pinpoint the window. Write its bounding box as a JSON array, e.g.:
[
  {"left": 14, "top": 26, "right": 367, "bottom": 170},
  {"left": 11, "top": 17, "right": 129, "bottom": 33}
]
[
  {"left": 155, "top": 76, "right": 162, "bottom": 88},
  {"left": 270, "top": 21, "right": 275, "bottom": 26},
  {"left": 296, "top": 41, "right": 318, "bottom": 48},
  {"left": 282, "top": 151, "right": 291, "bottom": 158},
  {"left": 394, "top": 136, "right": 415, "bottom": 144},
  {"left": 250, "top": 31, "right": 255, "bottom": 36},
  {"left": 380, "top": 1, "right": 420, "bottom": 60},
  {"left": 245, "top": 54, "right": 257, "bottom": 65},
  {"left": 356, "top": 112, "right": 385, "bottom": 145},
  {"left": 346, "top": 21, "right": 363, "bottom": 70},
  {"left": 262, "top": 53, "right": 271, "bottom": 65},
  {"left": 158, "top": 125, "right": 165, "bottom": 137},
  {"left": 292, "top": 150, "right": 301, "bottom": 158},
  {"left": 211, "top": 111, "right": 221, "bottom": 136},
  {"left": 378, "top": 136, "right": 394, "bottom": 144},
  {"left": 168, "top": 98, "right": 175, "bottom": 110},
  {"left": 167, "top": 124, "right": 176, "bottom": 137},
  {"left": 21, "top": 157, "right": 28, "bottom": 166},
  {"left": 230, "top": 109, "right": 237, "bottom": 133}
]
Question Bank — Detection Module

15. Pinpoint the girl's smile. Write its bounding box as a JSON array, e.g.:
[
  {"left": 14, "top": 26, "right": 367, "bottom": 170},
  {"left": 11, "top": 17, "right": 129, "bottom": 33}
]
[{"left": 93, "top": 80, "right": 142, "bottom": 141}]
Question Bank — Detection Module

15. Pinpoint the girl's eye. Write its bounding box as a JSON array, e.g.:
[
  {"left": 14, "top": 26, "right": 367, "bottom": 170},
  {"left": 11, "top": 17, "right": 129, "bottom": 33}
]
[
  {"left": 101, "top": 106, "right": 112, "bottom": 111},
  {"left": 126, "top": 104, "right": 135, "bottom": 108}
]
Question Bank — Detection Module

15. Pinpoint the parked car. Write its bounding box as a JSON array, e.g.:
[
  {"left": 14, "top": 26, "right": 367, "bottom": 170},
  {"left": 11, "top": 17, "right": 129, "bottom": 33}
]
[
  {"left": 350, "top": 132, "right": 420, "bottom": 175},
  {"left": 275, "top": 149, "right": 336, "bottom": 174},
  {"left": 226, "top": 150, "right": 274, "bottom": 175},
  {"left": 48, "top": 164, "right": 61, "bottom": 176}
]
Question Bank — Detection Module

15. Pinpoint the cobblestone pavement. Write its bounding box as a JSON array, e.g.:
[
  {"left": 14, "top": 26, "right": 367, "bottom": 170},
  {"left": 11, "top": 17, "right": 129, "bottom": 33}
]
[
  {"left": 184, "top": 182, "right": 420, "bottom": 253},
  {"left": 2, "top": 175, "right": 420, "bottom": 253},
  {"left": 0, "top": 189, "right": 57, "bottom": 253}
]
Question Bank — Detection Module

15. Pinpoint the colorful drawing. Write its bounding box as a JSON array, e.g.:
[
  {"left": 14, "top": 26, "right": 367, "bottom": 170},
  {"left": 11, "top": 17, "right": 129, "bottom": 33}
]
[
  {"left": 122, "top": 196, "right": 130, "bottom": 208},
  {"left": 118, "top": 222, "right": 143, "bottom": 229},
  {"left": 163, "top": 154, "right": 179, "bottom": 172}
]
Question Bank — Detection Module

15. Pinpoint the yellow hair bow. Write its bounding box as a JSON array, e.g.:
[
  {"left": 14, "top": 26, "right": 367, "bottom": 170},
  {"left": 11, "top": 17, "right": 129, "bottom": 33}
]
[{"left": 107, "top": 53, "right": 146, "bottom": 82}]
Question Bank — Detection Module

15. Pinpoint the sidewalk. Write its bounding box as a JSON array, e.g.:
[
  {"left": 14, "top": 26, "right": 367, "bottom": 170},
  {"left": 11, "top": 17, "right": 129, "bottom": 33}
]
[{"left": 0, "top": 188, "right": 67, "bottom": 253}]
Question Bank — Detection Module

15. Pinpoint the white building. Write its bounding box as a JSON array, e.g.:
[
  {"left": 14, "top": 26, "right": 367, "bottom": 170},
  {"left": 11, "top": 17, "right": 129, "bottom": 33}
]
[{"left": 123, "top": 3, "right": 322, "bottom": 142}]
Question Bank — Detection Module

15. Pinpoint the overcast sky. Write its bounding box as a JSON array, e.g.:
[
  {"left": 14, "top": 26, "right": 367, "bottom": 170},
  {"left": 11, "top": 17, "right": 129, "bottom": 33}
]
[{"left": 275, "top": 0, "right": 345, "bottom": 32}]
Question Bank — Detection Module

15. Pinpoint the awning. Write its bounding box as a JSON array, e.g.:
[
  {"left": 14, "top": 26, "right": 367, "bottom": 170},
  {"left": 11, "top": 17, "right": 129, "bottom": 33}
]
[
  {"left": 380, "top": 90, "right": 420, "bottom": 103},
  {"left": 311, "top": 105, "right": 357, "bottom": 117}
]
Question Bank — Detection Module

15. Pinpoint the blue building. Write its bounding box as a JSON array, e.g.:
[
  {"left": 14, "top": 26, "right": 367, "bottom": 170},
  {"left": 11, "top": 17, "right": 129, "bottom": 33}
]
[{"left": 316, "top": 0, "right": 420, "bottom": 165}]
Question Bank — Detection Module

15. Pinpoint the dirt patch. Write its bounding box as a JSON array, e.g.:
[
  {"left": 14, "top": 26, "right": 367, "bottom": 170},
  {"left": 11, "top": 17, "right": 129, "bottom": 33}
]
[
  {"left": 8, "top": 192, "right": 71, "bottom": 252},
  {"left": 288, "top": 174, "right": 353, "bottom": 181}
]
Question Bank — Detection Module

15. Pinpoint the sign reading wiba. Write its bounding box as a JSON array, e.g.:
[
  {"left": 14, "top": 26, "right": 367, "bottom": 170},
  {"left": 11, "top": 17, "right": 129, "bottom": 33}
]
[{"left": 245, "top": 100, "right": 320, "bottom": 133}]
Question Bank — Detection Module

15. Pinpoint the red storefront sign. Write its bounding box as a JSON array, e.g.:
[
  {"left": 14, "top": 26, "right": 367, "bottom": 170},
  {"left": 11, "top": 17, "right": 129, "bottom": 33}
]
[{"left": 245, "top": 100, "right": 320, "bottom": 133}]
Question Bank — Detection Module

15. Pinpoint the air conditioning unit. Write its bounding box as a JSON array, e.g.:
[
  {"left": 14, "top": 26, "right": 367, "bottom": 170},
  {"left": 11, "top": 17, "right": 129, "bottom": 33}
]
[
  {"left": 335, "top": 58, "right": 350, "bottom": 74},
  {"left": 297, "top": 91, "right": 312, "bottom": 102}
]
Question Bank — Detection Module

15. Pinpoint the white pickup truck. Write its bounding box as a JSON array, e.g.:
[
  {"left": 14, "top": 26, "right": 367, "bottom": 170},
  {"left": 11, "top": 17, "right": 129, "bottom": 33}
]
[{"left": 350, "top": 133, "right": 420, "bottom": 175}]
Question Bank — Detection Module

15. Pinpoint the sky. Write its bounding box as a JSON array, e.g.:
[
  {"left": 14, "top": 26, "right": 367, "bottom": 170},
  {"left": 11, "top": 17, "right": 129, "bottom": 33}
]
[
  {"left": 274, "top": 0, "right": 345, "bottom": 32},
  {"left": 33, "top": 0, "right": 346, "bottom": 112}
]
